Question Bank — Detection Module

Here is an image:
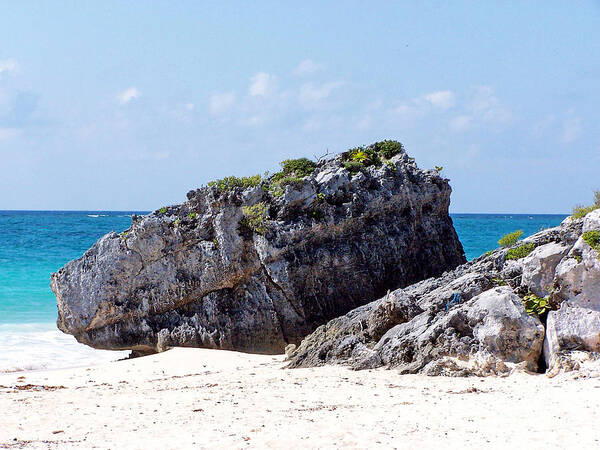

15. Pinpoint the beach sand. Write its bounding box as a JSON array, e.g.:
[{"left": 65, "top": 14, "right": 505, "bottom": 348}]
[{"left": 1, "top": 348, "right": 599, "bottom": 449}]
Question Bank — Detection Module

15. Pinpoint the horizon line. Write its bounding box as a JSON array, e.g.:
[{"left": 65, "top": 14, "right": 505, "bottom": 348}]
[{"left": 0, "top": 209, "right": 570, "bottom": 216}]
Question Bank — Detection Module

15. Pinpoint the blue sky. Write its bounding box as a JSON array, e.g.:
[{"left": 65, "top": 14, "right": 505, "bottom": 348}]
[{"left": 0, "top": 1, "right": 599, "bottom": 212}]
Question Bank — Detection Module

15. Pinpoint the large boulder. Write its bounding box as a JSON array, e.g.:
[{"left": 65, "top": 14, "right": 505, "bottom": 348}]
[
  {"left": 288, "top": 208, "right": 600, "bottom": 377},
  {"left": 51, "top": 142, "right": 466, "bottom": 354}
]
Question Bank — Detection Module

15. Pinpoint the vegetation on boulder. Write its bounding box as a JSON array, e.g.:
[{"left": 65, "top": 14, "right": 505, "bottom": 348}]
[
  {"left": 522, "top": 293, "right": 551, "bottom": 316},
  {"left": 583, "top": 230, "right": 600, "bottom": 254},
  {"left": 241, "top": 202, "right": 269, "bottom": 235},
  {"left": 506, "top": 243, "right": 536, "bottom": 260},
  {"left": 208, "top": 174, "right": 262, "bottom": 192},
  {"left": 571, "top": 189, "right": 600, "bottom": 219},
  {"left": 498, "top": 230, "right": 523, "bottom": 248}
]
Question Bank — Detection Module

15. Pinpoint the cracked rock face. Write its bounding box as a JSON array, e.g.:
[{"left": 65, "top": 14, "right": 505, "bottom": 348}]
[
  {"left": 287, "top": 209, "right": 600, "bottom": 377},
  {"left": 51, "top": 146, "right": 465, "bottom": 354}
]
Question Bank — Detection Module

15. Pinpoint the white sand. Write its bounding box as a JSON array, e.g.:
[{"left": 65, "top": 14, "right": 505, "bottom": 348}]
[{"left": 1, "top": 348, "right": 599, "bottom": 449}]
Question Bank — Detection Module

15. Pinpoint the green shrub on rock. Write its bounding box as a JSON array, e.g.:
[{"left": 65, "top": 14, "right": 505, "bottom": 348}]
[
  {"left": 506, "top": 243, "right": 536, "bottom": 260},
  {"left": 374, "top": 140, "right": 404, "bottom": 159},
  {"left": 523, "top": 293, "right": 550, "bottom": 316},
  {"left": 241, "top": 202, "right": 269, "bottom": 235},
  {"left": 208, "top": 174, "right": 262, "bottom": 192},
  {"left": 498, "top": 230, "right": 523, "bottom": 248},
  {"left": 343, "top": 161, "right": 364, "bottom": 174},
  {"left": 583, "top": 230, "right": 600, "bottom": 253},
  {"left": 571, "top": 189, "right": 600, "bottom": 219}
]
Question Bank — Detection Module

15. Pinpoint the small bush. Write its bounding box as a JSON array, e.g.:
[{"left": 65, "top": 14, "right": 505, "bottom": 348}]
[
  {"left": 571, "top": 189, "right": 600, "bottom": 219},
  {"left": 385, "top": 160, "right": 396, "bottom": 171},
  {"left": 572, "top": 204, "right": 598, "bottom": 219},
  {"left": 583, "top": 230, "right": 600, "bottom": 253},
  {"left": 241, "top": 202, "right": 269, "bottom": 235},
  {"left": 343, "top": 161, "right": 364, "bottom": 174},
  {"left": 317, "top": 193, "right": 326, "bottom": 202},
  {"left": 188, "top": 212, "right": 198, "bottom": 220},
  {"left": 280, "top": 158, "right": 316, "bottom": 178},
  {"left": 523, "top": 293, "right": 550, "bottom": 316},
  {"left": 208, "top": 174, "right": 262, "bottom": 192},
  {"left": 434, "top": 166, "right": 443, "bottom": 172},
  {"left": 498, "top": 230, "right": 523, "bottom": 248},
  {"left": 158, "top": 207, "right": 167, "bottom": 214},
  {"left": 374, "top": 140, "right": 404, "bottom": 159},
  {"left": 506, "top": 243, "right": 536, "bottom": 260}
]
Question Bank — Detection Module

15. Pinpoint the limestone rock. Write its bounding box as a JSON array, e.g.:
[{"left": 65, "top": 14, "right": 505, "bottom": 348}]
[
  {"left": 288, "top": 208, "right": 600, "bottom": 377},
  {"left": 51, "top": 143, "right": 466, "bottom": 354}
]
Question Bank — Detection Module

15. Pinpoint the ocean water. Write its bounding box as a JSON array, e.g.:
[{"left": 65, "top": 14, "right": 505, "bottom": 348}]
[{"left": 0, "top": 210, "right": 567, "bottom": 372}]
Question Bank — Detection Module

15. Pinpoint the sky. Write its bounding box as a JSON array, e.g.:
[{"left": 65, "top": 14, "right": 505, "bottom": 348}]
[{"left": 0, "top": 1, "right": 599, "bottom": 213}]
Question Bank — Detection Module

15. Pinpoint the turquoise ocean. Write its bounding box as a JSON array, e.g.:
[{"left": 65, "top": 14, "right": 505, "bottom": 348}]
[{"left": 0, "top": 211, "right": 566, "bottom": 372}]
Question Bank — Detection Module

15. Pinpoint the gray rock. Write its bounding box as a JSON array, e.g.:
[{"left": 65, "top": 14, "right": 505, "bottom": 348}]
[
  {"left": 288, "top": 208, "right": 600, "bottom": 377},
  {"left": 521, "top": 242, "right": 570, "bottom": 296},
  {"left": 51, "top": 144, "right": 466, "bottom": 354}
]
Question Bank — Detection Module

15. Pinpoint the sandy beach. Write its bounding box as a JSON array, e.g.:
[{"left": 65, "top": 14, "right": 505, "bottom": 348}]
[{"left": 1, "top": 348, "right": 599, "bottom": 449}]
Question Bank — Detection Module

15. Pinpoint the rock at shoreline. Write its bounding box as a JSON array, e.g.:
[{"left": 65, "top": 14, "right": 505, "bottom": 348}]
[
  {"left": 51, "top": 142, "right": 466, "bottom": 354},
  {"left": 288, "top": 209, "right": 600, "bottom": 377}
]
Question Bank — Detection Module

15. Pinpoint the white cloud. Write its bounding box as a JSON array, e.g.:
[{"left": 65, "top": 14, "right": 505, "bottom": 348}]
[
  {"left": 424, "top": 90, "right": 455, "bottom": 110},
  {"left": 0, "top": 128, "right": 21, "bottom": 140},
  {"left": 449, "top": 115, "right": 472, "bottom": 132},
  {"left": 293, "top": 59, "right": 324, "bottom": 76},
  {"left": 298, "top": 81, "right": 344, "bottom": 107},
  {"left": 208, "top": 91, "right": 236, "bottom": 115},
  {"left": 116, "top": 87, "right": 140, "bottom": 104},
  {"left": 249, "top": 72, "right": 276, "bottom": 97},
  {"left": 562, "top": 111, "right": 582, "bottom": 143},
  {"left": 468, "top": 86, "right": 512, "bottom": 124},
  {"left": 0, "top": 59, "right": 18, "bottom": 78}
]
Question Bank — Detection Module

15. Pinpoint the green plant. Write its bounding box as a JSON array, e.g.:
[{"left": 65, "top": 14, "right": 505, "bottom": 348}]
[
  {"left": 188, "top": 212, "right": 198, "bottom": 220},
  {"left": 583, "top": 230, "right": 600, "bottom": 253},
  {"left": 241, "top": 202, "right": 269, "bottom": 235},
  {"left": 434, "top": 166, "right": 443, "bottom": 173},
  {"left": 523, "top": 293, "right": 550, "bottom": 316},
  {"left": 317, "top": 193, "right": 326, "bottom": 202},
  {"left": 346, "top": 146, "right": 382, "bottom": 167},
  {"left": 269, "top": 185, "right": 284, "bottom": 197},
  {"left": 491, "top": 277, "right": 507, "bottom": 286},
  {"left": 159, "top": 207, "right": 167, "bottom": 214},
  {"left": 498, "top": 230, "right": 523, "bottom": 248},
  {"left": 572, "top": 253, "right": 583, "bottom": 263},
  {"left": 173, "top": 219, "right": 180, "bottom": 227},
  {"left": 280, "top": 158, "right": 317, "bottom": 178},
  {"left": 208, "top": 174, "right": 262, "bottom": 192},
  {"left": 374, "top": 140, "right": 404, "bottom": 159},
  {"left": 213, "top": 238, "right": 218, "bottom": 247},
  {"left": 276, "top": 175, "right": 305, "bottom": 186},
  {"left": 343, "top": 161, "right": 364, "bottom": 174},
  {"left": 571, "top": 189, "right": 600, "bottom": 219},
  {"left": 385, "top": 160, "right": 396, "bottom": 171},
  {"left": 485, "top": 250, "right": 494, "bottom": 257},
  {"left": 506, "top": 243, "right": 536, "bottom": 260},
  {"left": 572, "top": 204, "right": 598, "bottom": 219}
]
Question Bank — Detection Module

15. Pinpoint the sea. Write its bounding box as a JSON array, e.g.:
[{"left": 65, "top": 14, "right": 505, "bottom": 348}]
[{"left": 0, "top": 210, "right": 567, "bottom": 373}]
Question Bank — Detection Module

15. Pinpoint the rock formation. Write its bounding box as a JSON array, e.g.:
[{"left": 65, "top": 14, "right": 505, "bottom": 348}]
[
  {"left": 287, "top": 209, "right": 600, "bottom": 377},
  {"left": 51, "top": 141, "right": 466, "bottom": 354}
]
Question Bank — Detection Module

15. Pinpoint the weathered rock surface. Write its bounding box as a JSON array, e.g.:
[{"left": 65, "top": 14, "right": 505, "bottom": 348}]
[
  {"left": 288, "top": 209, "right": 600, "bottom": 377},
  {"left": 51, "top": 143, "right": 466, "bottom": 354}
]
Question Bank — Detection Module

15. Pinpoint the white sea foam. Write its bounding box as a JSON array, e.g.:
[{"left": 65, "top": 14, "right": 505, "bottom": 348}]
[{"left": 0, "top": 323, "right": 128, "bottom": 373}]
